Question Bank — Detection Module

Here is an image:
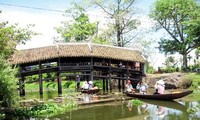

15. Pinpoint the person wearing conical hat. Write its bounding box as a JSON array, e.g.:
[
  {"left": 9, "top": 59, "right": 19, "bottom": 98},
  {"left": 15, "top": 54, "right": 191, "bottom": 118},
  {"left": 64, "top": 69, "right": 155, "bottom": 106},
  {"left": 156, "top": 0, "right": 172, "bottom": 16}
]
[{"left": 154, "top": 79, "right": 165, "bottom": 94}]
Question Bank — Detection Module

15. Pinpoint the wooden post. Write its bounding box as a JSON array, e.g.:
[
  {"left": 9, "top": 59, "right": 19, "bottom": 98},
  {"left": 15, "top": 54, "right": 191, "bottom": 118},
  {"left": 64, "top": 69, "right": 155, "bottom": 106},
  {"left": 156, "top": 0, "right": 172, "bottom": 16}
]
[
  {"left": 140, "top": 63, "right": 146, "bottom": 76},
  {"left": 106, "top": 78, "right": 108, "bottom": 92},
  {"left": 19, "top": 75, "right": 25, "bottom": 96},
  {"left": 124, "top": 62, "right": 129, "bottom": 92},
  {"left": 22, "top": 76, "right": 25, "bottom": 95},
  {"left": 108, "top": 59, "right": 112, "bottom": 92},
  {"left": 57, "top": 57, "right": 62, "bottom": 94},
  {"left": 103, "top": 79, "right": 105, "bottom": 94},
  {"left": 90, "top": 57, "right": 94, "bottom": 81},
  {"left": 118, "top": 79, "right": 121, "bottom": 92},
  {"left": 39, "top": 61, "right": 43, "bottom": 95},
  {"left": 122, "top": 79, "right": 125, "bottom": 92},
  {"left": 19, "top": 76, "right": 22, "bottom": 96}
]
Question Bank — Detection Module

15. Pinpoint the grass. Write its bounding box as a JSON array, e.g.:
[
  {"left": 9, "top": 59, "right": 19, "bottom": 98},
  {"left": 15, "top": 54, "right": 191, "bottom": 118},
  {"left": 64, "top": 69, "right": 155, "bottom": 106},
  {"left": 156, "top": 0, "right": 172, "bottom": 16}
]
[
  {"left": 25, "top": 81, "right": 76, "bottom": 91},
  {"left": 184, "top": 73, "right": 200, "bottom": 89},
  {"left": 25, "top": 80, "right": 103, "bottom": 91},
  {"left": 183, "top": 73, "right": 200, "bottom": 100}
]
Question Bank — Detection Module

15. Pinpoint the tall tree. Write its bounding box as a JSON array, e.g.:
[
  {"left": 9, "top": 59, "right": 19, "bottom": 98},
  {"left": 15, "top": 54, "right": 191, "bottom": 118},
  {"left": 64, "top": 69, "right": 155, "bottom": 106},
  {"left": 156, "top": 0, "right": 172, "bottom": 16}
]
[
  {"left": 0, "top": 22, "right": 36, "bottom": 59},
  {"left": 0, "top": 11, "right": 36, "bottom": 107},
  {"left": 163, "top": 56, "right": 178, "bottom": 68},
  {"left": 87, "top": 0, "right": 139, "bottom": 47},
  {"left": 195, "top": 47, "right": 200, "bottom": 59},
  {"left": 150, "top": 0, "right": 200, "bottom": 69},
  {"left": 55, "top": 4, "right": 97, "bottom": 42}
]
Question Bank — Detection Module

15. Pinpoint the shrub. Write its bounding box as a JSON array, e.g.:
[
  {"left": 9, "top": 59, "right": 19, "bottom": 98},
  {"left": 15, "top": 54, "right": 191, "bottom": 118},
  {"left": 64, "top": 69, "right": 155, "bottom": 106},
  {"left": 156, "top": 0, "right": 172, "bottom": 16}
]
[
  {"left": 63, "top": 81, "right": 73, "bottom": 88},
  {"left": 14, "top": 102, "right": 77, "bottom": 118},
  {"left": 185, "top": 73, "right": 200, "bottom": 89},
  {"left": 131, "top": 99, "right": 143, "bottom": 106},
  {"left": 0, "top": 57, "right": 19, "bottom": 107}
]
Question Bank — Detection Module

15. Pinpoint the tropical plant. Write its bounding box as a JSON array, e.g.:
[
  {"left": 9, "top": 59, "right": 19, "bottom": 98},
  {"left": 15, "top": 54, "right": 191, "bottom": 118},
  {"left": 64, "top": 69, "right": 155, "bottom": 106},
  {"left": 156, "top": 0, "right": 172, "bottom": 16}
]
[
  {"left": 0, "top": 57, "right": 19, "bottom": 107},
  {"left": 131, "top": 99, "right": 143, "bottom": 106},
  {"left": 14, "top": 102, "right": 77, "bottom": 118},
  {"left": 0, "top": 11, "right": 36, "bottom": 107},
  {"left": 150, "top": 0, "right": 200, "bottom": 69},
  {"left": 55, "top": 3, "right": 96, "bottom": 42},
  {"left": 0, "top": 112, "right": 5, "bottom": 119}
]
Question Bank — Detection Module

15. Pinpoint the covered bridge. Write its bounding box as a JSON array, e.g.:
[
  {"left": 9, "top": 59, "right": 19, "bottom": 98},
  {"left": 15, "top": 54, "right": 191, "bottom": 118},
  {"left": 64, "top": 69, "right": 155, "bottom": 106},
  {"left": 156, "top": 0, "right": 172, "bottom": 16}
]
[{"left": 8, "top": 43, "right": 146, "bottom": 95}]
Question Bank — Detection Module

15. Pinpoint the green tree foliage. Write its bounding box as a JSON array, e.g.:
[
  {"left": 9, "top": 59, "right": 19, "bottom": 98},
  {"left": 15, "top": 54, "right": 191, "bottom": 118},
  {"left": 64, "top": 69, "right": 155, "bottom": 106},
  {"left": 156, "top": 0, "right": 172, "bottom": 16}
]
[
  {"left": 56, "top": 4, "right": 96, "bottom": 42},
  {"left": 195, "top": 47, "right": 200, "bottom": 59},
  {"left": 0, "top": 21, "right": 36, "bottom": 59},
  {"left": 146, "top": 62, "right": 155, "bottom": 74},
  {"left": 87, "top": 0, "right": 140, "bottom": 47},
  {"left": 150, "top": 0, "right": 200, "bottom": 69},
  {"left": 163, "top": 56, "right": 178, "bottom": 68},
  {"left": 0, "top": 11, "right": 36, "bottom": 107},
  {"left": 0, "top": 57, "right": 19, "bottom": 107}
]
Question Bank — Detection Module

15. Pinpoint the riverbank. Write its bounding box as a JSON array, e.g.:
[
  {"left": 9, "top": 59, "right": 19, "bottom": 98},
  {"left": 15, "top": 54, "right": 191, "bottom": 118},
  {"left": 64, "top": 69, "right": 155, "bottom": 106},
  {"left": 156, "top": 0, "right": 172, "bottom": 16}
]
[
  {"left": 19, "top": 72, "right": 198, "bottom": 106},
  {"left": 144, "top": 72, "right": 192, "bottom": 89}
]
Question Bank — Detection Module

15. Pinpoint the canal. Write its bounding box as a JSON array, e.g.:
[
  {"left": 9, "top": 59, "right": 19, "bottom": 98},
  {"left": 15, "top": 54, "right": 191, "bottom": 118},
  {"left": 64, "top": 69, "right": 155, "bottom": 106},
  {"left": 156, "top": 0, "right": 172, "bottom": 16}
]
[{"left": 21, "top": 90, "right": 200, "bottom": 120}]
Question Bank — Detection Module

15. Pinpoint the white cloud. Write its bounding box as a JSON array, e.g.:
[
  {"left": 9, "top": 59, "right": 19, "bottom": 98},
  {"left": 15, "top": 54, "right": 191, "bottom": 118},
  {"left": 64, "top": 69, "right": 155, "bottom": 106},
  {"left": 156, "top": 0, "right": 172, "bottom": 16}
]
[
  {"left": 137, "top": 15, "right": 155, "bottom": 29},
  {"left": 1, "top": 6, "right": 167, "bottom": 69},
  {"left": 1, "top": 9, "right": 65, "bottom": 49}
]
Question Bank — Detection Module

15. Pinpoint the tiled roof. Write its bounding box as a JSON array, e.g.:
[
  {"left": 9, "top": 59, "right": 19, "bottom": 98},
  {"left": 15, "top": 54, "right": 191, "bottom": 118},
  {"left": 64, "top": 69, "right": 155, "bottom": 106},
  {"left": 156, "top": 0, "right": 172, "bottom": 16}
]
[{"left": 8, "top": 43, "right": 146, "bottom": 64}]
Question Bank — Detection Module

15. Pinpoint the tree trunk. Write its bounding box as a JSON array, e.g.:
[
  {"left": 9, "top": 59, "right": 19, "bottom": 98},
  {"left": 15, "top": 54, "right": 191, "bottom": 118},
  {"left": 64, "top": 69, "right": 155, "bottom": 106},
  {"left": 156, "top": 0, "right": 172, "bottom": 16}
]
[
  {"left": 182, "top": 53, "right": 188, "bottom": 70},
  {"left": 116, "top": 18, "right": 121, "bottom": 47},
  {"left": 116, "top": 0, "right": 121, "bottom": 47}
]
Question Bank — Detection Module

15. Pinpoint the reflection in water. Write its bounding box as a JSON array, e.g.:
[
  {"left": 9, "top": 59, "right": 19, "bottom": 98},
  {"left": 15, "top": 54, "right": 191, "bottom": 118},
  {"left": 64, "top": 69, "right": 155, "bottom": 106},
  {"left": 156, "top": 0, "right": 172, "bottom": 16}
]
[
  {"left": 156, "top": 106, "right": 166, "bottom": 119},
  {"left": 15, "top": 99, "right": 200, "bottom": 120},
  {"left": 35, "top": 100, "right": 200, "bottom": 120},
  {"left": 82, "top": 94, "right": 90, "bottom": 103},
  {"left": 20, "top": 90, "right": 200, "bottom": 120},
  {"left": 127, "top": 100, "right": 133, "bottom": 111},
  {"left": 138, "top": 102, "right": 148, "bottom": 115}
]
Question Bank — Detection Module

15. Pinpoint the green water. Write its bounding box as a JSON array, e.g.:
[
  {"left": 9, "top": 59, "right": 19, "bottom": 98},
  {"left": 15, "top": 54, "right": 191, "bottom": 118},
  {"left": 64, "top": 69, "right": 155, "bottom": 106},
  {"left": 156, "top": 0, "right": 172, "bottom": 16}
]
[
  {"left": 18, "top": 90, "right": 200, "bottom": 120},
  {"left": 48, "top": 100, "right": 200, "bottom": 120}
]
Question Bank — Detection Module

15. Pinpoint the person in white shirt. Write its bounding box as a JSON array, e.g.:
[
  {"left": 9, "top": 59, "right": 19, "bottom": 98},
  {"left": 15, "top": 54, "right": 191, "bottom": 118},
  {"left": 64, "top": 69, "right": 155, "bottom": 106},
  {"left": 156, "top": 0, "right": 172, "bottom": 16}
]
[
  {"left": 136, "top": 81, "right": 148, "bottom": 94},
  {"left": 126, "top": 80, "right": 135, "bottom": 93},
  {"left": 82, "top": 81, "right": 89, "bottom": 90},
  {"left": 88, "top": 81, "right": 94, "bottom": 90}
]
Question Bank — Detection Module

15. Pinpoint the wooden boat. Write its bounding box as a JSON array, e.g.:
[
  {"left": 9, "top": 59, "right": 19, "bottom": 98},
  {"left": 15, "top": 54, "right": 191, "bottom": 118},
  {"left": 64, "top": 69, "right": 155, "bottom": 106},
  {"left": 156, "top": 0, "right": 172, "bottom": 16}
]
[
  {"left": 125, "top": 90, "right": 193, "bottom": 100},
  {"left": 81, "top": 89, "right": 100, "bottom": 94}
]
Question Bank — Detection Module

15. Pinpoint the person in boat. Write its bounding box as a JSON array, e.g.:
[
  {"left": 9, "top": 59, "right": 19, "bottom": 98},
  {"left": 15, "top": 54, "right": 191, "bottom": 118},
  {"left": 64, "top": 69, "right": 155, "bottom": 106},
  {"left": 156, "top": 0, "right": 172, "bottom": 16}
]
[
  {"left": 88, "top": 81, "right": 94, "bottom": 90},
  {"left": 154, "top": 80, "right": 165, "bottom": 94},
  {"left": 136, "top": 81, "right": 148, "bottom": 94},
  {"left": 82, "top": 81, "right": 89, "bottom": 90},
  {"left": 125, "top": 80, "right": 135, "bottom": 93}
]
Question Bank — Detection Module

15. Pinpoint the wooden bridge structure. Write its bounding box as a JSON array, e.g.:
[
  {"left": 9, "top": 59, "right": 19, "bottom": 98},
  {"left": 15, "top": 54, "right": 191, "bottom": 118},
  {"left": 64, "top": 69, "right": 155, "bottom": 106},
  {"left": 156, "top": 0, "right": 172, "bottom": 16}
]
[{"left": 8, "top": 43, "right": 146, "bottom": 96}]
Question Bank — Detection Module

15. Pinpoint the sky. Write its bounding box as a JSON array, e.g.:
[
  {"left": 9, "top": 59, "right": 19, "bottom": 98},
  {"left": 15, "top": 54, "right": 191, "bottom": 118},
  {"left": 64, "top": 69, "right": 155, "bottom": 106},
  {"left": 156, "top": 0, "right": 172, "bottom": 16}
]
[{"left": 0, "top": 0, "right": 167, "bottom": 69}]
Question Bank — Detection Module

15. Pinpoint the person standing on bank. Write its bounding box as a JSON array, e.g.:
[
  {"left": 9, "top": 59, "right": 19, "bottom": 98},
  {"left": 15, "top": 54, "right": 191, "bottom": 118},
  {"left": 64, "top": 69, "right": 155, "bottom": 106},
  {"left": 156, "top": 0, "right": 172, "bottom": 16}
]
[{"left": 76, "top": 75, "right": 80, "bottom": 90}]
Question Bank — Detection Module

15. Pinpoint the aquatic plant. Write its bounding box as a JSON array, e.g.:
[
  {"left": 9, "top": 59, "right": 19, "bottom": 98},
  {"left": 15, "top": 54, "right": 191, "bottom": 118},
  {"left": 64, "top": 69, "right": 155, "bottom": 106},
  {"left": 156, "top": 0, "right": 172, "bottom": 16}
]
[
  {"left": 14, "top": 102, "right": 77, "bottom": 118},
  {"left": 187, "top": 104, "right": 200, "bottom": 114},
  {"left": 0, "top": 112, "right": 5, "bottom": 119},
  {"left": 131, "top": 99, "right": 143, "bottom": 106}
]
